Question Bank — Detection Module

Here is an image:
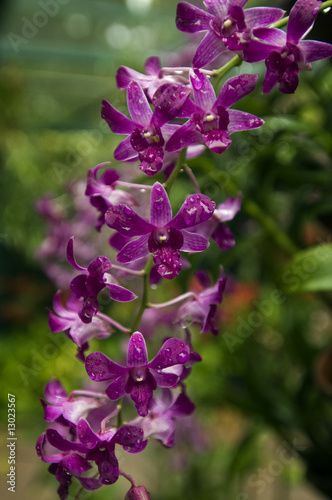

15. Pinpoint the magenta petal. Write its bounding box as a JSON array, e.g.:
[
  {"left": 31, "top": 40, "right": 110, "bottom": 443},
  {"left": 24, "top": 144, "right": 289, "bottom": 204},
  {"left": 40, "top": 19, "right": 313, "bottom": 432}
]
[
  {"left": 116, "top": 66, "right": 153, "bottom": 90},
  {"left": 212, "top": 224, "right": 235, "bottom": 249},
  {"left": 86, "top": 352, "right": 127, "bottom": 382},
  {"left": 150, "top": 183, "right": 172, "bottom": 227},
  {"left": 107, "top": 284, "right": 137, "bottom": 302},
  {"left": 127, "top": 332, "right": 149, "bottom": 367},
  {"left": 190, "top": 70, "right": 216, "bottom": 112},
  {"left": 52, "top": 290, "right": 72, "bottom": 317},
  {"left": 170, "top": 194, "right": 215, "bottom": 230},
  {"left": 228, "top": 109, "right": 264, "bottom": 133},
  {"left": 165, "top": 121, "right": 202, "bottom": 152},
  {"left": 113, "top": 425, "right": 146, "bottom": 453},
  {"left": 43, "top": 404, "right": 64, "bottom": 422},
  {"left": 78, "top": 477, "right": 102, "bottom": 491},
  {"left": 66, "top": 237, "right": 86, "bottom": 271},
  {"left": 253, "top": 27, "right": 286, "bottom": 46},
  {"left": 152, "top": 84, "right": 191, "bottom": 127},
  {"left": 287, "top": 0, "right": 321, "bottom": 45},
  {"left": 181, "top": 230, "right": 210, "bottom": 252},
  {"left": 204, "top": 0, "right": 227, "bottom": 18},
  {"left": 105, "top": 205, "right": 152, "bottom": 237},
  {"left": 127, "top": 81, "right": 153, "bottom": 125},
  {"left": 262, "top": 69, "right": 278, "bottom": 94},
  {"left": 215, "top": 74, "right": 258, "bottom": 110},
  {"left": 244, "top": 38, "right": 281, "bottom": 63},
  {"left": 61, "top": 453, "right": 92, "bottom": 476},
  {"left": 128, "top": 376, "right": 155, "bottom": 416},
  {"left": 193, "top": 30, "right": 225, "bottom": 68},
  {"left": 46, "top": 429, "right": 85, "bottom": 453},
  {"left": 44, "top": 379, "right": 66, "bottom": 404},
  {"left": 114, "top": 136, "right": 138, "bottom": 162},
  {"left": 153, "top": 247, "right": 182, "bottom": 279},
  {"left": 145, "top": 56, "right": 161, "bottom": 75},
  {"left": 176, "top": 1, "right": 215, "bottom": 33},
  {"left": 216, "top": 194, "right": 242, "bottom": 221},
  {"left": 149, "top": 338, "right": 189, "bottom": 370},
  {"left": 101, "top": 100, "right": 137, "bottom": 134},
  {"left": 77, "top": 419, "right": 99, "bottom": 448},
  {"left": 116, "top": 234, "right": 150, "bottom": 263},
  {"left": 170, "top": 392, "right": 195, "bottom": 417},
  {"left": 48, "top": 311, "right": 72, "bottom": 333},
  {"left": 152, "top": 370, "right": 180, "bottom": 388},
  {"left": 299, "top": 40, "right": 332, "bottom": 62},
  {"left": 244, "top": 7, "right": 285, "bottom": 29},
  {"left": 106, "top": 376, "right": 128, "bottom": 400}
]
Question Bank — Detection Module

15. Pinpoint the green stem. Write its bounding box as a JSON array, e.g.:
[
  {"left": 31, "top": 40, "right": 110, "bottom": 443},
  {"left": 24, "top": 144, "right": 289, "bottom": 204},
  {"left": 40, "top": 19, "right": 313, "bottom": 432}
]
[
  {"left": 164, "top": 147, "right": 187, "bottom": 194},
  {"left": 130, "top": 255, "right": 154, "bottom": 333}
]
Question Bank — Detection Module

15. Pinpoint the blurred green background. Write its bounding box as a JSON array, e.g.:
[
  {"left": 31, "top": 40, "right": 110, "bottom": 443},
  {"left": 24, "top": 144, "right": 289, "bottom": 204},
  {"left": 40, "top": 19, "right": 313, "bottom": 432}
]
[{"left": 1, "top": 0, "right": 332, "bottom": 499}]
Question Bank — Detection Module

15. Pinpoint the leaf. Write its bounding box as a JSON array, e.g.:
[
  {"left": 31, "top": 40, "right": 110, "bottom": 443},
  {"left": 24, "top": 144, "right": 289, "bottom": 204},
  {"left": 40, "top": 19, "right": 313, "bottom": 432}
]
[{"left": 281, "top": 243, "right": 332, "bottom": 293}]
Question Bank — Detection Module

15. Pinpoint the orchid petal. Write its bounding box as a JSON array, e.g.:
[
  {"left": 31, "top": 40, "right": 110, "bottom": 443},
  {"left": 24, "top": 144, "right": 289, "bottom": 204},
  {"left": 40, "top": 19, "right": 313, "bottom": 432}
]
[
  {"left": 145, "top": 56, "right": 161, "bottom": 75},
  {"left": 127, "top": 81, "right": 153, "bottom": 125},
  {"left": 149, "top": 338, "right": 189, "bottom": 370},
  {"left": 262, "top": 68, "right": 278, "bottom": 94},
  {"left": 150, "top": 183, "right": 172, "bottom": 227},
  {"left": 204, "top": 0, "right": 228, "bottom": 18},
  {"left": 228, "top": 109, "right": 264, "bottom": 133},
  {"left": 113, "top": 137, "right": 138, "bottom": 162},
  {"left": 215, "top": 74, "right": 258, "bottom": 110},
  {"left": 152, "top": 84, "right": 192, "bottom": 127},
  {"left": 116, "top": 234, "right": 150, "bottom": 263},
  {"left": 176, "top": 1, "right": 215, "bottom": 33},
  {"left": 77, "top": 419, "right": 99, "bottom": 449},
  {"left": 181, "top": 230, "right": 210, "bottom": 252},
  {"left": 105, "top": 205, "right": 152, "bottom": 237},
  {"left": 166, "top": 121, "right": 201, "bottom": 152},
  {"left": 215, "top": 194, "right": 242, "bottom": 221},
  {"left": 253, "top": 27, "right": 286, "bottom": 46},
  {"left": 107, "top": 284, "right": 137, "bottom": 302},
  {"left": 101, "top": 100, "right": 137, "bottom": 134},
  {"left": 193, "top": 30, "right": 225, "bottom": 68},
  {"left": 44, "top": 379, "right": 66, "bottom": 404},
  {"left": 299, "top": 40, "right": 332, "bottom": 62},
  {"left": 85, "top": 352, "right": 127, "bottom": 382},
  {"left": 127, "top": 332, "right": 149, "bottom": 367},
  {"left": 190, "top": 70, "right": 216, "bottom": 111},
  {"left": 287, "top": 0, "right": 321, "bottom": 45},
  {"left": 48, "top": 311, "right": 73, "bottom": 333},
  {"left": 171, "top": 194, "right": 215, "bottom": 230},
  {"left": 116, "top": 66, "right": 153, "bottom": 90},
  {"left": 61, "top": 453, "right": 92, "bottom": 476},
  {"left": 244, "top": 7, "right": 285, "bottom": 29},
  {"left": 243, "top": 38, "right": 281, "bottom": 63},
  {"left": 66, "top": 237, "right": 86, "bottom": 271},
  {"left": 106, "top": 376, "right": 127, "bottom": 401}
]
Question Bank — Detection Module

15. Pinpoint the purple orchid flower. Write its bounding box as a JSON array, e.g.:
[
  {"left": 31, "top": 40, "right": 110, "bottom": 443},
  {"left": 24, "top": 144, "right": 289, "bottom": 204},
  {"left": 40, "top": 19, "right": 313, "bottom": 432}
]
[
  {"left": 116, "top": 56, "right": 190, "bottom": 101},
  {"left": 101, "top": 81, "right": 191, "bottom": 176},
  {"left": 189, "top": 194, "right": 241, "bottom": 249},
  {"left": 166, "top": 71, "right": 263, "bottom": 154},
  {"left": 76, "top": 419, "right": 147, "bottom": 486},
  {"left": 40, "top": 378, "right": 107, "bottom": 424},
  {"left": 129, "top": 388, "right": 195, "bottom": 447},
  {"left": 85, "top": 162, "right": 137, "bottom": 231},
  {"left": 66, "top": 237, "right": 137, "bottom": 323},
  {"left": 105, "top": 182, "right": 215, "bottom": 280},
  {"left": 85, "top": 331, "right": 190, "bottom": 416},
  {"left": 255, "top": 0, "right": 332, "bottom": 93},
  {"left": 176, "top": 0, "right": 285, "bottom": 67},
  {"left": 48, "top": 291, "right": 113, "bottom": 356},
  {"left": 177, "top": 269, "right": 227, "bottom": 334}
]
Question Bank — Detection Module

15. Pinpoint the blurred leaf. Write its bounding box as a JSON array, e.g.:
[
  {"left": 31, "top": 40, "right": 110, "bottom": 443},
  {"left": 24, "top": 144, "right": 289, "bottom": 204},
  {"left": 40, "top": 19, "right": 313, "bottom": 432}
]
[{"left": 281, "top": 243, "right": 332, "bottom": 293}]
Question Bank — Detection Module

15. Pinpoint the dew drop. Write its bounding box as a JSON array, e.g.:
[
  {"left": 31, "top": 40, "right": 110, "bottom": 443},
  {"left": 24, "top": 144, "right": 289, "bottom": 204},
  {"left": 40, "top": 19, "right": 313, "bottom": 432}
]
[{"left": 177, "top": 351, "right": 188, "bottom": 363}]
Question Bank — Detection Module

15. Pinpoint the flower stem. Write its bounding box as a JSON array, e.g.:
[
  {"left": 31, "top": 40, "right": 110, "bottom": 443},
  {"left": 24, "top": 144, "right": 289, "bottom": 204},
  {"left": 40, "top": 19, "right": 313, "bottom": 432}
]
[
  {"left": 164, "top": 148, "right": 187, "bottom": 194},
  {"left": 96, "top": 312, "right": 130, "bottom": 333},
  {"left": 112, "top": 263, "right": 144, "bottom": 276},
  {"left": 149, "top": 291, "right": 196, "bottom": 309},
  {"left": 130, "top": 255, "right": 154, "bottom": 333},
  {"left": 119, "top": 470, "right": 137, "bottom": 488}
]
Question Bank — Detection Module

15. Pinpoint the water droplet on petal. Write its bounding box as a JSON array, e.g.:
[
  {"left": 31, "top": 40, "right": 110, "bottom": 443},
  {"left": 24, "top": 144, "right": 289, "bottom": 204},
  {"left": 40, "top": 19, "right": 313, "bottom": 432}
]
[{"left": 177, "top": 351, "right": 188, "bottom": 363}]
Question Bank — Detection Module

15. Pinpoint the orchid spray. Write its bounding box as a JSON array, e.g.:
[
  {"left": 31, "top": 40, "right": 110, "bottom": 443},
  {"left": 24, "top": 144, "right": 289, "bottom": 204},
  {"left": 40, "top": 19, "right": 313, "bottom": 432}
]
[{"left": 36, "top": 0, "right": 332, "bottom": 498}]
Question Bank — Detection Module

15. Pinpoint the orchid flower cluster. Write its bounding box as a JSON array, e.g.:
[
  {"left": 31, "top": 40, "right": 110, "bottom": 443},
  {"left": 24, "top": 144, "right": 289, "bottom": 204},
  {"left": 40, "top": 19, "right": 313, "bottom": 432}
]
[{"left": 36, "top": 0, "right": 332, "bottom": 498}]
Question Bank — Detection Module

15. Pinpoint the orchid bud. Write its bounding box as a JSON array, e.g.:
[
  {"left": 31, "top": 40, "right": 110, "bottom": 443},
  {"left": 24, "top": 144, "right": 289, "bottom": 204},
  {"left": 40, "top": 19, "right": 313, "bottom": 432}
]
[{"left": 125, "top": 485, "right": 150, "bottom": 500}]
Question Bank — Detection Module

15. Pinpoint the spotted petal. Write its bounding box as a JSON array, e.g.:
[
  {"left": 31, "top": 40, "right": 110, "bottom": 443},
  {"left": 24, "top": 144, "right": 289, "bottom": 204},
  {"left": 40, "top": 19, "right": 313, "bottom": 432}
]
[
  {"left": 105, "top": 205, "right": 152, "bottom": 237},
  {"left": 193, "top": 30, "right": 225, "bottom": 68},
  {"left": 170, "top": 194, "right": 215, "bottom": 229},
  {"left": 228, "top": 109, "right": 264, "bottom": 133},
  {"left": 215, "top": 74, "right": 258, "bottom": 110},
  {"left": 127, "top": 332, "right": 149, "bottom": 367},
  {"left": 176, "top": 1, "right": 215, "bottom": 33},
  {"left": 150, "top": 183, "right": 172, "bottom": 227},
  {"left": 127, "top": 81, "right": 153, "bottom": 125},
  {"left": 116, "top": 234, "right": 150, "bottom": 264},
  {"left": 287, "top": 0, "right": 321, "bottom": 45},
  {"left": 85, "top": 352, "right": 127, "bottom": 382},
  {"left": 149, "top": 338, "right": 189, "bottom": 370}
]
